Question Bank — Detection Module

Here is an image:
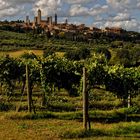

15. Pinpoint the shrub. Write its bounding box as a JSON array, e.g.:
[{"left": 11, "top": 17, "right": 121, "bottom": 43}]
[
  {"left": 43, "top": 46, "right": 56, "bottom": 57},
  {"left": 64, "top": 46, "right": 90, "bottom": 60},
  {"left": 131, "top": 47, "right": 140, "bottom": 66},
  {"left": 0, "top": 102, "right": 14, "bottom": 111},
  {"left": 111, "top": 41, "right": 123, "bottom": 48},
  {"left": 115, "top": 49, "right": 132, "bottom": 66},
  {"left": 95, "top": 47, "right": 111, "bottom": 61},
  {"left": 20, "top": 52, "right": 37, "bottom": 59}
]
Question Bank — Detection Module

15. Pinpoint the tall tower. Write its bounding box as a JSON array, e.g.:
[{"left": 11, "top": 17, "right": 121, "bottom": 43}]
[
  {"left": 34, "top": 16, "right": 38, "bottom": 25},
  {"left": 37, "top": 9, "right": 41, "bottom": 24},
  {"left": 26, "top": 16, "right": 30, "bottom": 25},
  {"left": 65, "top": 19, "right": 68, "bottom": 25},
  {"left": 49, "top": 16, "right": 52, "bottom": 26},
  {"left": 55, "top": 13, "right": 57, "bottom": 25}
]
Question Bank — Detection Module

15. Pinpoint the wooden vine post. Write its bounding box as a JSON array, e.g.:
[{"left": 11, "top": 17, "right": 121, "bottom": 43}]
[
  {"left": 83, "top": 67, "right": 90, "bottom": 130},
  {"left": 26, "top": 64, "right": 32, "bottom": 112}
]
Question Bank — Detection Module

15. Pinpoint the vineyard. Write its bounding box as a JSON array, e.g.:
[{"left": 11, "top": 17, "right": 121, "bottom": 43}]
[
  {"left": 0, "top": 53, "right": 140, "bottom": 139},
  {"left": 0, "top": 29, "right": 140, "bottom": 139}
]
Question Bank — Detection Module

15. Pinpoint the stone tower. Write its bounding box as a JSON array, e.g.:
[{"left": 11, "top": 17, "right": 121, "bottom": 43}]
[
  {"left": 65, "top": 19, "right": 68, "bottom": 25},
  {"left": 26, "top": 16, "right": 30, "bottom": 25},
  {"left": 34, "top": 16, "right": 38, "bottom": 25},
  {"left": 55, "top": 13, "right": 57, "bottom": 25},
  {"left": 49, "top": 16, "right": 53, "bottom": 25},
  {"left": 37, "top": 9, "right": 41, "bottom": 24}
]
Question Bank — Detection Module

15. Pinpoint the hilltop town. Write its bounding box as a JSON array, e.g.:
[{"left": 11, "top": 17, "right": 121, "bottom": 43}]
[
  {"left": 0, "top": 10, "right": 125, "bottom": 35},
  {"left": 27, "top": 9, "right": 125, "bottom": 33},
  {"left": 0, "top": 9, "right": 140, "bottom": 43}
]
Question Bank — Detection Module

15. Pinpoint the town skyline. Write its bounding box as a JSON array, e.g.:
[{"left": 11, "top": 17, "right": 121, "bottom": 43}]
[{"left": 0, "top": 0, "right": 140, "bottom": 32}]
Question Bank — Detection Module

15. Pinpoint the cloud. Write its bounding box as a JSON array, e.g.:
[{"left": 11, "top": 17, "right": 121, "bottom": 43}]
[
  {"left": 93, "top": 0, "right": 140, "bottom": 32},
  {"left": 113, "top": 13, "right": 131, "bottom": 21},
  {"left": 0, "top": 0, "right": 35, "bottom": 18},
  {"left": 0, "top": 7, "right": 20, "bottom": 18},
  {"left": 69, "top": 4, "right": 89, "bottom": 16},
  {"left": 34, "top": 0, "right": 62, "bottom": 16},
  {"left": 90, "top": 5, "right": 109, "bottom": 16},
  {"left": 33, "top": 0, "right": 98, "bottom": 17},
  {"left": 63, "top": 0, "right": 94, "bottom": 4},
  {"left": 94, "top": 18, "right": 140, "bottom": 32},
  {"left": 69, "top": 4, "right": 109, "bottom": 17},
  {"left": 106, "top": 0, "right": 140, "bottom": 11},
  {"left": 0, "top": 0, "right": 140, "bottom": 32},
  {"left": 106, "top": 19, "right": 140, "bottom": 32}
]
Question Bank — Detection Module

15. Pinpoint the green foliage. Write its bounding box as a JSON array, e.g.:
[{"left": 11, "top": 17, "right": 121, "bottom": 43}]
[
  {"left": 40, "top": 56, "right": 82, "bottom": 97},
  {"left": 112, "top": 122, "right": 140, "bottom": 136},
  {"left": 0, "top": 53, "right": 139, "bottom": 110},
  {"left": 58, "top": 32, "right": 65, "bottom": 39},
  {"left": 48, "top": 102, "right": 77, "bottom": 112},
  {"left": 20, "top": 52, "right": 37, "bottom": 59},
  {"left": 4, "top": 112, "right": 56, "bottom": 120},
  {"left": 61, "top": 129, "right": 107, "bottom": 138},
  {"left": 111, "top": 47, "right": 140, "bottom": 67},
  {"left": 119, "top": 106, "right": 140, "bottom": 114},
  {"left": 43, "top": 46, "right": 56, "bottom": 57},
  {"left": 95, "top": 47, "right": 111, "bottom": 61},
  {"left": 0, "top": 102, "right": 14, "bottom": 111},
  {"left": 111, "top": 41, "right": 124, "bottom": 48},
  {"left": 62, "top": 122, "right": 140, "bottom": 138},
  {"left": 116, "top": 49, "right": 131, "bottom": 66},
  {"left": 104, "top": 65, "right": 140, "bottom": 106},
  {"left": 131, "top": 47, "right": 140, "bottom": 66},
  {"left": 0, "top": 55, "right": 22, "bottom": 98},
  {"left": 64, "top": 46, "right": 90, "bottom": 60}
]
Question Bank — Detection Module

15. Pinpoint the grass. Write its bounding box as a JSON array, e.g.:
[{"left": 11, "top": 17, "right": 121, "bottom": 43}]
[
  {"left": 0, "top": 49, "right": 43, "bottom": 57},
  {"left": 61, "top": 122, "right": 140, "bottom": 138},
  {"left": 2, "top": 108, "right": 140, "bottom": 123},
  {"left": 0, "top": 111, "right": 140, "bottom": 139},
  {"left": 0, "top": 50, "right": 65, "bottom": 58}
]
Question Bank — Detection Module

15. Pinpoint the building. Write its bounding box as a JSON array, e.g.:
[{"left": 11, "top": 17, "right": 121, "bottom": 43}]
[
  {"left": 25, "top": 16, "right": 30, "bottom": 25},
  {"left": 55, "top": 13, "right": 57, "bottom": 25},
  {"left": 105, "top": 27, "right": 124, "bottom": 34},
  {"left": 23, "top": 9, "right": 126, "bottom": 38},
  {"left": 37, "top": 9, "right": 41, "bottom": 24}
]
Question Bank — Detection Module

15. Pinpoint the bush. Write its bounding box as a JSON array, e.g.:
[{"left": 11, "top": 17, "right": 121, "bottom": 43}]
[
  {"left": 95, "top": 47, "right": 111, "bottom": 61},
  {"left": 64, "top": 46, "right": 90, "bottom": 60},
  {"left": 111, "top": 41, "right": 123, "bottom": 48},
  {"left": 115, "top": 49, "right": 132, "bottom": 66},
  {"left": 0, "top": 102, "right": 14, "bottom": 111},
  {"left": 43, "top": 46, "right": 56, "bottom": 57},
  {"left": 20, "top": 52, "right": 37, "bottom": 59},
  {"left": 131, "top": 47, "right": 140, "bottom": 66}
]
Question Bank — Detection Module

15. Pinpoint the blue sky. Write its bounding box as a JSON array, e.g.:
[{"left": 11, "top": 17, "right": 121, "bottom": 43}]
[{"left": 0, "top": 0, "right": 140, "bottom": 32}]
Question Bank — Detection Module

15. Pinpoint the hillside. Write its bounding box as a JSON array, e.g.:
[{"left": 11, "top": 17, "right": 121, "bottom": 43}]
[
  {"left": 0, "top": 29, "right": 140, "bottom": 139},
  {"left": 0, "top": 29, "right": 140, "bottom": 67}
]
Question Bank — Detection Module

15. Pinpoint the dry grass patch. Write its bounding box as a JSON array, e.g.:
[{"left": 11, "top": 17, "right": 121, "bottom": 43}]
[{"left": 0, "top": 50, "right": 43, "bottom": 58}]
